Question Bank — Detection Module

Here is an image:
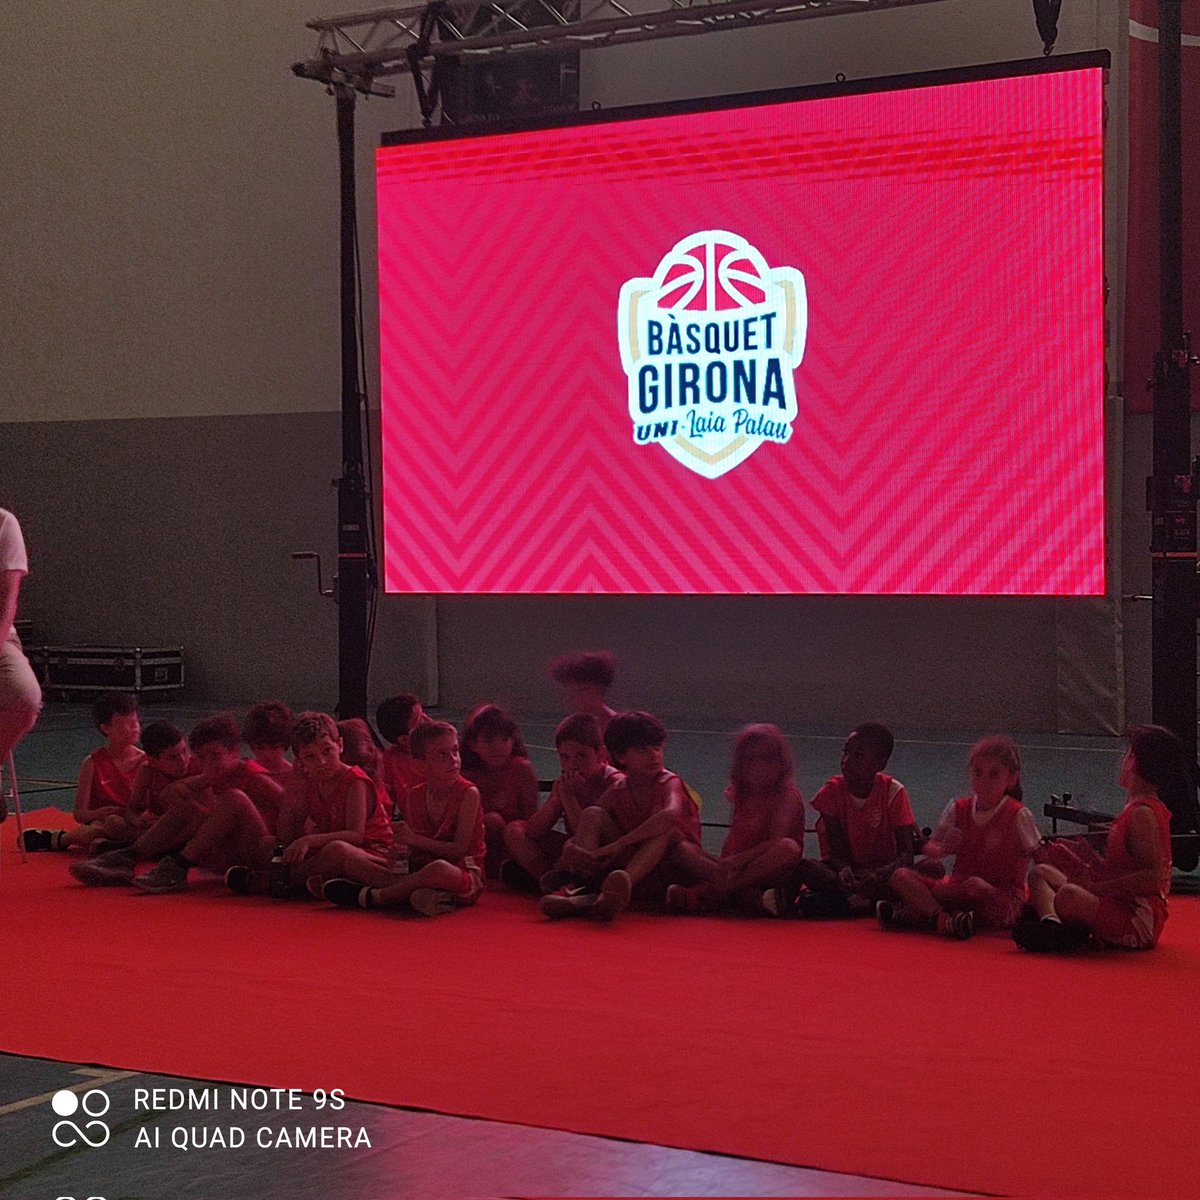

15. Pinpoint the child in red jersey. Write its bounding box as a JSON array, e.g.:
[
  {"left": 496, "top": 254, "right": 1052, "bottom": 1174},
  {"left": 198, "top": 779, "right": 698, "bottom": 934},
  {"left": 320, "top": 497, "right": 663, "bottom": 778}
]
[
  {"left": 317, "top": 721, "right": 485, "bottom": 916},
  {"left": 70, "top": 713, "right": 284, "bottom": 887},
  {"left": 540, "top": 710, "right": 709, "bottom": 921},
  {"left": 789, "top": 722, "right": 916, "bottom": 918},
  {"left": 376, "top": 693, "right": 429, "bottom": 804},
  {"left": 668, "top": 723, "right": 805, "bottom": 914},
  {"left": 24, "top": 692, "right": 145, "bottom": 852},
  {"left": 126, "top": 721, "right": 194, "bottom": 828},
  {"left": 461, "top": 704, "right": 538, "bottom": 872},
  {"left": 880, "top": 735, "right": 1039, "bottom": 939},
  {"left": 1016, "top": 724, "right": 1187, "bottom": 952},
  {"left": 550, "top": 651, "right": 618, "bottom": 739},
  {"left": 242, "top": 701, "right": 294, "bottom": 784},
  {"left": 502, "top": 713, "right": 621, "bottom": 892}
]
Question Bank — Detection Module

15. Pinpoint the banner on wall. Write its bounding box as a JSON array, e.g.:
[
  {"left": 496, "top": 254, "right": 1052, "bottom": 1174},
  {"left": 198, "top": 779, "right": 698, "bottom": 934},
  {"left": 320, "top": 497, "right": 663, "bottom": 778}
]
[{"left": 1124, "top": 0, "right": 1200, "bottom": 410}]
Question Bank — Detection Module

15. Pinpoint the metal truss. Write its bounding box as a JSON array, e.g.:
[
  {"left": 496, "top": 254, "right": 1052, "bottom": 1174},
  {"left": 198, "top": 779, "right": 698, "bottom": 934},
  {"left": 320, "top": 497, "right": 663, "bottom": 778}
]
[{"left": 293, "top": 0, "right": 947, "bottom": 97}]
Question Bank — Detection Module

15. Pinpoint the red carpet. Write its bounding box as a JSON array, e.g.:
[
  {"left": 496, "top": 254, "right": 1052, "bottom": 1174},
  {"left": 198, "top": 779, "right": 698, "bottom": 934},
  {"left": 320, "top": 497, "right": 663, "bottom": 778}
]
[{"left": 3, "top": 810, "right": 1198, "bottom": 1198}]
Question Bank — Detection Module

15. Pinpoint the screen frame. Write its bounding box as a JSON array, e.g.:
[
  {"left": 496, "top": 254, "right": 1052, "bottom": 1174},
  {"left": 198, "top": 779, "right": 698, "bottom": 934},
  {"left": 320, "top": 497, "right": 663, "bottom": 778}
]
[{"left": 377, "top": 50, "right": 1112, "bottom": 598}]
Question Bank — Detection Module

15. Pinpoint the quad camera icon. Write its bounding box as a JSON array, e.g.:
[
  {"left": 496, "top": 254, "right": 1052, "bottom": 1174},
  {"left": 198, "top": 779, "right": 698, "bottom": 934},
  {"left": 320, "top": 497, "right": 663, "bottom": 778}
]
[{"left": 51, "top": 1088, "right": 111, "bottom": 1148}]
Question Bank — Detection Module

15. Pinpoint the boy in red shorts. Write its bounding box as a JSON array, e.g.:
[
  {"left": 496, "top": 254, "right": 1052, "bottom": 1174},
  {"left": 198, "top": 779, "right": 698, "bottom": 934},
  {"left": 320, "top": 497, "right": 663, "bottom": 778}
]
[{"left": 316, "top": 720, "right": 484, "bottom": 916}]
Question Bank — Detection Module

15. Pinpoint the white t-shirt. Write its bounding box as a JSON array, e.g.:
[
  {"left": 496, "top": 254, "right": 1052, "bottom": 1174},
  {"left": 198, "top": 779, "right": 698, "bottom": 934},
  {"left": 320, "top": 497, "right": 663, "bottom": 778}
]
[{"left": 1, "top": 508, "right": 30, "bottom": 650}]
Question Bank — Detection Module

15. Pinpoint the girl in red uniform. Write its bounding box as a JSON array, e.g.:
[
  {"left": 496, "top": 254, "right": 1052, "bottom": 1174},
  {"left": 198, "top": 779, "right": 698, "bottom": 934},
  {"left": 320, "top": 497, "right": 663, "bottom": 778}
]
[
  {"left": 666, "top": 723, "right": 804, "bottom": 913},
  {"left": 1016, "top": 724, "right": 1187, "bottom": 952},
  {"left": 880, "top": 735, "right": 1039, "bottom": 939},
  {"left": 461, "top": 703, "right": 539, "bottom": 873}
]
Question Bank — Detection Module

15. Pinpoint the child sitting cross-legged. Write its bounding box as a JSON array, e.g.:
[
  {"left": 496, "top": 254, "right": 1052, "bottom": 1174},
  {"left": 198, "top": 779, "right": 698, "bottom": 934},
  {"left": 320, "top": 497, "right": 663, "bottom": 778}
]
[
  {"left": 315, "top": 720, "right": 485, "bottom": 916},
  {"left": 124, "top": 721, "right": 195, "bottom": 830},
  {"left": 666, "top": 723, "right": 805, "bottom": 915},
  {"left": 787, "top": 722, "right": 916, "bottom": 918},
  {"left": 879, "top": 735, "right": 1039, "bottom": 939},
  {"left": 501, "top": 713, "right": 621, "bottom": 893},
  {"left": 25, "top": 691, "right": 145, "bottom": 853},
  {"left": 539, "top": 710, "right": 711, "bottom": 921},
  {"left": 70, "top": 713, "right": 286, "bottom": 888}
]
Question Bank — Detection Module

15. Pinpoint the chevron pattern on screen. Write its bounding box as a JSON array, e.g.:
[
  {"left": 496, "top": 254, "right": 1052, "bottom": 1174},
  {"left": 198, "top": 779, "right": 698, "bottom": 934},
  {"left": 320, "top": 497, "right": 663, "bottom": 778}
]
[{"left": 378, "top": 67, "right": 1106, "bottom": 595}]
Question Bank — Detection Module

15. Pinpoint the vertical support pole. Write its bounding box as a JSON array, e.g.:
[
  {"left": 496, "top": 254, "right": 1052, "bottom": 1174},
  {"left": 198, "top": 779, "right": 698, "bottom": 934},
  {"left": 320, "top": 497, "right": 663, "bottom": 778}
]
[
  {"left": 1150, "top": 0, "right": 1195, "bottom": 763},
  {"left": 335, "top": 83, "right": 371, "bottom": 720}
]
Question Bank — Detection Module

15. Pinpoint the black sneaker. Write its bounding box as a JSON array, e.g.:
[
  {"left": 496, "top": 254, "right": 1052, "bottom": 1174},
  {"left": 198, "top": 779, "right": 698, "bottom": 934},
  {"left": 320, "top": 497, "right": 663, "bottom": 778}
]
[
  {"left": 937, "top": 910, "right": 975, "bottom": 940},
  {"left": 22, "top": 829, "right": 56, "bottom": 852},
  {"left": 499, "top": 859, "right": 540, "bottom": 894},
  {"left": 132, "top": 856, "right": 189, "bottom": 894},
  {"left": 322, "top": 878, "right": 372, "bottom": 909},
  {"left": 876, "top": 900, "right": 898, "bottom": 929},
  {"left": 225, "top": 866, "right": 260, "bottom": 895},
  {"left": 798, "top": 891, "right": 851, "bottom": 919},
  {"left": 1012, "top": 917, "right": 1090, "bottom": 953}
]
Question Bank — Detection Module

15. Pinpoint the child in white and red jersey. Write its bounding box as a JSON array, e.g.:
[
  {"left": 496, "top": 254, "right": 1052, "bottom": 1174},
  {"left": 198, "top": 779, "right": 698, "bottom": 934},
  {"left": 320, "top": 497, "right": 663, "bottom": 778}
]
[
  {"left": 790, "top": 722, "right": 915, "bottom": 918},
  {"left": 881, "top": 735, "right": 1039, "bottom": 939},
  {"left": 1017, "top": 724, "right": 1186, "bottom": 952},
  {"left": 317, "top": 720, "right": 485, "bottom": 916},
  {"left": 24, "top": 691, "right": 145, "bottom": 852}
]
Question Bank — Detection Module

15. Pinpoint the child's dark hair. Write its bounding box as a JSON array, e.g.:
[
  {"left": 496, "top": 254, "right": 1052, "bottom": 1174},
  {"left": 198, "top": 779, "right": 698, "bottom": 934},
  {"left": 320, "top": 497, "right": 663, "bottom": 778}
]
[
  {"left": 338, "top": 718, "right": 380, "bottom": 780},
  {"left": 555, "top": 712, "right": 603, "bottom": 751},
  {"left": 93, "top": 691, "right": 137, "bottom": 731},
  {"left": 550, "top": 651, "right": 617, "bottom": 690},
  {"left": 852, "top": 722, "right": 895, "bottom": 766},
  {"left": 291, "top": 711, "right": 340, "bottom": 754},
  {"left": 968, "top": 735, "right": 1023, "bottom": 802},
  {"left": 376, "top": 694, "right": 422, "bottom": 744},
  {"left": 142, "top": 720, "right": 185, "bottom": 759},
  {"left": 242, "top": 701, "right": 294, "bottom": 749},
  {"left": 729, "top": 723, "right": 793, "bottom": 798},
  {"left": 1126, "top": 724, "right": 1198, "bottom": 832},
  {"left": 604, "top": 710, "right": 667, "bottom": 765},
  {"left": 461, "top": 704, "right": 528, "bottom": 771},
  {"left": 409, "top": 720, "right": 458, "bottom": 761},
  {"left": 189, "top": 713, "right": 241, "bottom": 753}
]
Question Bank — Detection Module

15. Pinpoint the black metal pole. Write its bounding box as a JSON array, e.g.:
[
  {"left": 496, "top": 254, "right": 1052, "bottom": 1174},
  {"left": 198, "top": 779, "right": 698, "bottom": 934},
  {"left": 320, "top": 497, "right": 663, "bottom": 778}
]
[
  {"left": 334, "top": 83, "right": 371, "bottom": 720},
  {"left": 1149, "top": 0, "right": 1195, "bottom": 763}
]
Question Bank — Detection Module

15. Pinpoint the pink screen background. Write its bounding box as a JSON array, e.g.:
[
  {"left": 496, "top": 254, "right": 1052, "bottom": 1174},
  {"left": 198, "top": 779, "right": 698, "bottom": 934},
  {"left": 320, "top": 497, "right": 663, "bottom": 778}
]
[{"left": 377, "top": 68, "right": 1105, "bottom": 595}]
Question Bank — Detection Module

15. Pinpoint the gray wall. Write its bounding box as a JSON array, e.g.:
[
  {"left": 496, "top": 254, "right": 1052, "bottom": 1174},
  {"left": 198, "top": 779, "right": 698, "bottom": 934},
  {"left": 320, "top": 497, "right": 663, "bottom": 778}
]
[{"left": 2, "top": 0, "right": 1147, "bottom": 734}]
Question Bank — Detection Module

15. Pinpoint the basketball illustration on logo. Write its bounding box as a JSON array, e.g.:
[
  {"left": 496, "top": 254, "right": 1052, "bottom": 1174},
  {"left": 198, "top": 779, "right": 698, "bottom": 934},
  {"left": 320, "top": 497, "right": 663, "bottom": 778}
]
[{"left": 617, "top": 231, "right": 807, "bottom": 479}]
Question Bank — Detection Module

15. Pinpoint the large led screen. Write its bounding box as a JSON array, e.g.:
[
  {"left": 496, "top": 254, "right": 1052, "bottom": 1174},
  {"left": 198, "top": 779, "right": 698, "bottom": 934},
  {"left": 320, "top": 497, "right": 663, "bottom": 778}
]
[{"left": 378, "top": 60, "right": 1106, "bottom": 595}]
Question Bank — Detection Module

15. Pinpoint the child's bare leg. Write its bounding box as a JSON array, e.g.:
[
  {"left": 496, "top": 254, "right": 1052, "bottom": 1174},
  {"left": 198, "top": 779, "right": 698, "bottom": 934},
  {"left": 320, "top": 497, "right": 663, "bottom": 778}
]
[
  {"left": 302, "top": 841, "right": 393, "bottom": 888},
  {"left": 727, "top": 838, "right": 803, "bottom": 895},
  {"left": 183, "top": 790, "right": 271, "bottom": 872},
  {"left": 1049, "top": 881, "right": 1101, "bottom": 926},
  {"left": 130, "top": 800, "right": 206, "bottom": 860},
  {"left": 371, "top": 860, "right": 466, "bottom": 906},
  {"left": 888, "top": 867, "right": 940, "bottom": 920},
  {"left": 503, "top": 821, "right": 564, "bottom": 880},
  {"left": 620, "top": 830, "right": 677, "bottom": 889},
  {"left": 559, "top": 806, "right": 618, "bottom": 882},
  {"left": 1029, "top": 862, "right": 1067, "bottom": 918}
]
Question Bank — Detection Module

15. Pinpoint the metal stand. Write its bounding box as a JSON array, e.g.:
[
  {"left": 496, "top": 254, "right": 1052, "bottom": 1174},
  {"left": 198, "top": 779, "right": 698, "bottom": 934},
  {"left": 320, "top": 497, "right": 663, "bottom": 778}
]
[{"left": 1147, "top": 1, "right": 1197, "bottom": 769}]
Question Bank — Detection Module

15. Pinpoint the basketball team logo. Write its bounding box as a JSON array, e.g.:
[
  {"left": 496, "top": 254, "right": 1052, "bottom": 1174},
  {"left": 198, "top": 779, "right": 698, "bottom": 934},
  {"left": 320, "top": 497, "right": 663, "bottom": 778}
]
[{"left": 617, "top": 231, "right": 807, "bottom": 480}]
